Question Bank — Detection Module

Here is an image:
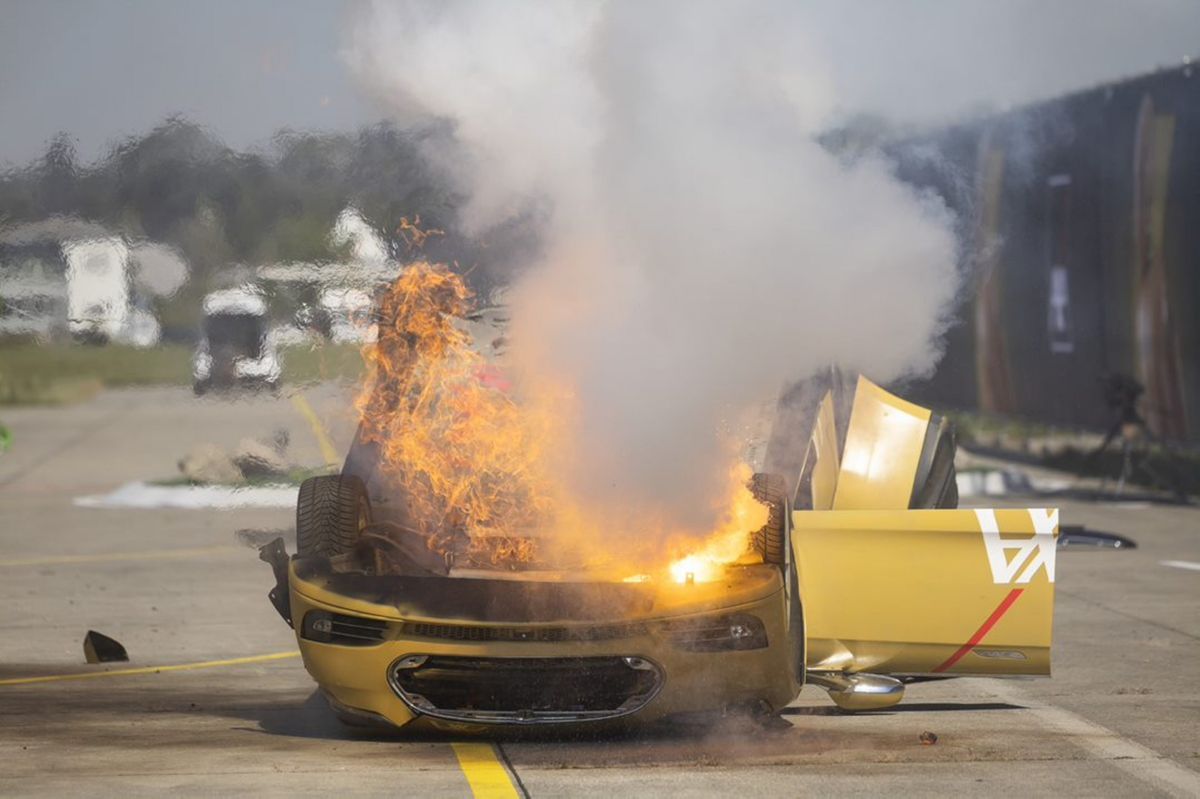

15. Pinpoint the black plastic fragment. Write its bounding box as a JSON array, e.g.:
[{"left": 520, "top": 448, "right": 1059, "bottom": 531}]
[
  {"left": 259, "top": 536, "right": 293, "bottom": 627},
  {"left": 1058, "top": 525, "right": 1137, "bottom": 549},
  {"left": 83, "top": 630, "right": 128, "bottom": 664}
]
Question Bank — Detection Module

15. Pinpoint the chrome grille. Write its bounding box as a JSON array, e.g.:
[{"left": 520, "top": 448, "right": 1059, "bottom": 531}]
[
  {"left": 389, "top": 655, "right": 662, "bottom": 724},
  {"left": 402, "top": 621, "right": 646, "bottom": 643}
]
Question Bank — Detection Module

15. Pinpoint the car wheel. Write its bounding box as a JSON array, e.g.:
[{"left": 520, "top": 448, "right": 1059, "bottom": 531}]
[
  {"left": 296, "top": 474, "right": 370, "bottom": 558},
  {"left": 750, "top": 472, "right": 788, "bottom": 565}
]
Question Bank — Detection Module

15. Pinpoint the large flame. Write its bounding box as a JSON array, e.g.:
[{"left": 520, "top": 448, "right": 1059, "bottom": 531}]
[
  {"left": 356, "top": 262, "right": 559, "bottom": 563},
  {"left": 355, "top": 261, "right": 767, "bottom": 577},
  {"left": 667, "top": 463, "right": 769, "bottom": 583}
]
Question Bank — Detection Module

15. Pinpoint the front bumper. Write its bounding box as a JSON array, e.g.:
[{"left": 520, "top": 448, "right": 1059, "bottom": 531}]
[{"left": 288, "top": 570, "right": 795, "bottom": 730}]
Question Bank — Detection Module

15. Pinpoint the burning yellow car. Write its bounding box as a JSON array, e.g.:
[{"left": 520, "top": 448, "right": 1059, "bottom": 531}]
[{"left": 262, "top": 369, "right": 1057, "bottom": 730}]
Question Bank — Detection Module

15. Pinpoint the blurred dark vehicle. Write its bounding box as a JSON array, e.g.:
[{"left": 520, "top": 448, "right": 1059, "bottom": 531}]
[{"left": 192, "top": 287, "right": 280, "bottom": 395}]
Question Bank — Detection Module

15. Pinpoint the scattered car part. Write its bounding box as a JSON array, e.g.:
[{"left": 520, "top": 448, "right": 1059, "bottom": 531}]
[
  {"left": 1058, "top": 525, "right": 1137, "bottom": 549},
  {"left": 259, "top": 537, "right": 292, "bottom": 627},
  {"left": 83, "top": 630, "right": 128, "bottom": 664},
  {"left": 178, "top": 443, "right": 244, "bottom": 486}
]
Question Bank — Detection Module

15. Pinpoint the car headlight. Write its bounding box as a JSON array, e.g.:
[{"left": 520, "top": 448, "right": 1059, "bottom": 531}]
[
  {"left": 300, "top": 610, "right": 388, "bottom": 646},
  {"left": 665, "top": 612, "right": 769, "bottom": 652}
]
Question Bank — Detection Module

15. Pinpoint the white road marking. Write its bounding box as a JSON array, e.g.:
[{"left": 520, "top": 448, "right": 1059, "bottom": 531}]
[
  {"left": 984, "top": 680, "right": 1200, "bottom": 797},
  {"left": 74, "top": 481, "right": 297, "bottom": 510},
  {"left": 0, "top": 545, "right": 240, "bottom": 568},
  {"left": 1160, "top": 560, "right": 1200, "bottom": 572}
]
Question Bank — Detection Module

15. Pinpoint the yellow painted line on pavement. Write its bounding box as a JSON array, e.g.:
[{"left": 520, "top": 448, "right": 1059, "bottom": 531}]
[
  {"left": 452, "top": 743, "right": 522, "bottom": 799},
  {"left": 0, "top": 545, "right": 241, "bottom": 568},
  {"left": 0, "top": 651, "right": 300, "bottom": 687},
  {"left": 291, "top": 393, "right": 341, "bottom": 467}
]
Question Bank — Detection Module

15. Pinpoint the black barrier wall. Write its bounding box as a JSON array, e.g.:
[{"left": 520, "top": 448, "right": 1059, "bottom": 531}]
[{"left": 900, "top": 63, "right": 1200, "bottom": 444}]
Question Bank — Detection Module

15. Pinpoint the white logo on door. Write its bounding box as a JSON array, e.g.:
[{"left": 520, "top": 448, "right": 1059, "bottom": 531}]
[{"left": 976, "top": 508, "right": 1058, "bottom": 584}]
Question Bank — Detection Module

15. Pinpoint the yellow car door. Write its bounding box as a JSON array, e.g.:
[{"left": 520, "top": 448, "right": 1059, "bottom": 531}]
[{"left": 793, "top": 507, "right": 1057, "bottom": 676}]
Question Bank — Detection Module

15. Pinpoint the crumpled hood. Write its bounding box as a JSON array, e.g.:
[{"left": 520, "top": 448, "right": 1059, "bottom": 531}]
[{"left": 290, "top": 557, "right": 783, "bottom": 625}]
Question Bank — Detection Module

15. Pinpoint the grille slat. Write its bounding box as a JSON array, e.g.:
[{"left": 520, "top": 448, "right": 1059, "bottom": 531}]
[
  {"left": 403, "top": 621, "right": 646, "bottom": 643},
  {"left": 389, "top": 655, "right": 662, "bottom": 724}
]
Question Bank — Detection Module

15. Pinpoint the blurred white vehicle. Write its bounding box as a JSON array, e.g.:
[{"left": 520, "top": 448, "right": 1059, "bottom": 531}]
[
  {"left": 1, "top": 222, "right": 178, "bottom": 345},
  {"left": 193, "top": 287, "right": 281, "bottom": 395},
  {"left": 64, "top": 239, "right": 133, "bottom": 343}
]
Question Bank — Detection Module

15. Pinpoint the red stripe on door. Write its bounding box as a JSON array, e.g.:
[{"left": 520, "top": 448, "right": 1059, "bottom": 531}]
[{"left": 932, "top": 588, "right": 1025, "bottom": 673}]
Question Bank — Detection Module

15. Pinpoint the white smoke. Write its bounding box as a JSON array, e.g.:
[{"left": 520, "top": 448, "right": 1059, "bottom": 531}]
[{"left": 346, "top": 1, "right": 960, "bottom": 531}]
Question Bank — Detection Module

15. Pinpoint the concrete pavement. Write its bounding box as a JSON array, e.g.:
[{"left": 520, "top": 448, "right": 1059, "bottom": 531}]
[{"left": 0, "top": 385, "right": 1197, "bottom": 797}]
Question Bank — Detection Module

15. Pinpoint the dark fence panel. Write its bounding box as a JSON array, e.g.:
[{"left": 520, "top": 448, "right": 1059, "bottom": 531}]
[{"left": 902, "top": 64, "right": 1200, "bottom": 443}]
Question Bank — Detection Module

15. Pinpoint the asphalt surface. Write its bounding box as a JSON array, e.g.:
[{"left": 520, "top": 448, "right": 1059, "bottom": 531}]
[{"left": 1, "top": 385, "right": 1198, "bottom": 797}]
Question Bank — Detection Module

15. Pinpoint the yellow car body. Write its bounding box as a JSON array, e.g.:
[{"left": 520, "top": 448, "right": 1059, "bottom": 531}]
[{"left": 273, "top": 376, "right": 1057, "bottom": 730}]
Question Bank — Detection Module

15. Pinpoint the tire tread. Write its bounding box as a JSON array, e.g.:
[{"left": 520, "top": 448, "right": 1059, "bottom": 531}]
[{"left": 296, "top": 474, "right": 369, "bottom": 558}]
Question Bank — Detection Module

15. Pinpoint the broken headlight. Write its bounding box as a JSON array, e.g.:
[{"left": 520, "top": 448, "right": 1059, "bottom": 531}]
[{"left": 665, "top": 612, "right": 768, "bottom": 652}]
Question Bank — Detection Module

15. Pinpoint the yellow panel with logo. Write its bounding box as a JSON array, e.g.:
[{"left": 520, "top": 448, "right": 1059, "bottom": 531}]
[
  {"left": 790, "top": 375, "right": 1056, "bottom": 678},
  {"left": 793, "top": 508, "right": 1057, "bottom": 676}
]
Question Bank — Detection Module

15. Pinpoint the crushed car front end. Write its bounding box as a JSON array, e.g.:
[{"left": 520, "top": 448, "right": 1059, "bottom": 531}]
[{"left": 284, "top": 557, "right": 795, "bottom": 731}]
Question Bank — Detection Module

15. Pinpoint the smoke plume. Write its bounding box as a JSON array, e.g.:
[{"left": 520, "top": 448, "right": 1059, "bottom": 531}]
[{"left": 347, "top": 1, "right": 960, "bottom": 535}]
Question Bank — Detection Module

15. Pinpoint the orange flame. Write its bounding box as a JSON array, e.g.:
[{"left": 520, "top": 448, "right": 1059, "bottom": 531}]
[
  {"left": 355, "top": 261, "right": 767, "bottom": 576},
  {"left": 356, "top": 263, "right": 557, "bottom": 561},
  {"left": 666, "top": 464, "right": 768, "bottom": 583}
]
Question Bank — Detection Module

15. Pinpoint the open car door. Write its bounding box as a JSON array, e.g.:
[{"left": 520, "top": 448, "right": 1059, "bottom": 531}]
[
  {"left": 787, "top": 375, "right": 1056, "bottom": 678},
  {"left": 794, "top": 507, "right": 1056, "bottom": 676}
]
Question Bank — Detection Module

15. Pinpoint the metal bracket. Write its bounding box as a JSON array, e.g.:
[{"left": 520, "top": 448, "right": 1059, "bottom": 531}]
[{"left": 259, "top": 537, "right": 293, "bottom": 627}]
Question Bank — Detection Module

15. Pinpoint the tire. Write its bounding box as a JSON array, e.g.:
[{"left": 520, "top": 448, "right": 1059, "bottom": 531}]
[
  {"left": 296, "top": 474, "right": 370, "bottom": 558},
  {"left": 750, "top": 472, "right": 788, "bottom": 565}
]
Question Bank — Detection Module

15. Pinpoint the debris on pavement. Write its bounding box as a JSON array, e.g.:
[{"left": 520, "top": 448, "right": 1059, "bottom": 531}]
[
  {"left": 233, "top": 435, "right": 290, "bottom": 479},
  {"left": 179, "top": 430, "right": 296, "bottom": 485},
  {"left": 236, "top": 528, "right": 295, "bottom": 548},
  {"left": 1057, "top": 525, "right": 1137, "bottom": 549},
  {"left": 179, "top": 443, "right": 245, "bottom": 486},
  {"left": 919, "top": 731, "right": 938, "bottom": 745},
  {"left": 83, "top": 630, "right": 128, "bottom": 664}
]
